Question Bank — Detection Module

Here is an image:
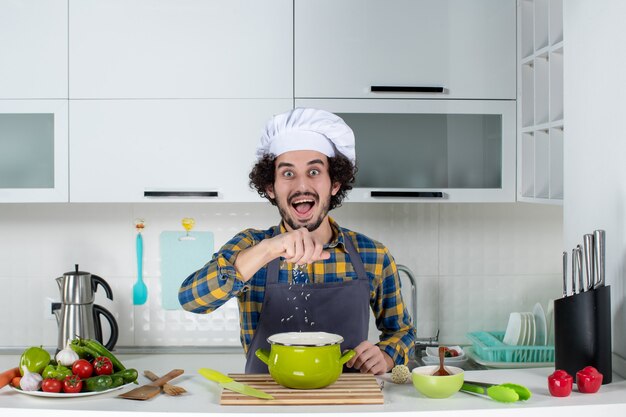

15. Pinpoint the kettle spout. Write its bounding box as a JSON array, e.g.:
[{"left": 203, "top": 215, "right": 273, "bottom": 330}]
[{"left": 55, "top": 276, "right": 64, "bottom": 291}]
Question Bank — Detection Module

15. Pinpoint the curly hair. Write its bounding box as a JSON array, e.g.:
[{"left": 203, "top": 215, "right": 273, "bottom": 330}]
[{"left": 249, "top": 153, "right": 357, "bottom": 211}]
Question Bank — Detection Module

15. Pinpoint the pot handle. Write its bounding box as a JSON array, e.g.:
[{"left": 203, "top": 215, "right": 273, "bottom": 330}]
[
  {"left": 255, "top": 349, "right": 270, "bottom": 365},
  {"left": 339, "top": 349, "right": 356, "bottom": 365}
]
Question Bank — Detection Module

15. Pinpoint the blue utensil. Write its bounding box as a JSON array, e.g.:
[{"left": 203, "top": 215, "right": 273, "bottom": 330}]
[{"left": 133, "top": 232, "right": 147, "bottom": 305}]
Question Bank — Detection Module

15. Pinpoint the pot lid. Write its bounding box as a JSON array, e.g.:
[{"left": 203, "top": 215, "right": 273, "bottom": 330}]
[{"left": 267, "top": 332, "right": 344, "bottom": 347}]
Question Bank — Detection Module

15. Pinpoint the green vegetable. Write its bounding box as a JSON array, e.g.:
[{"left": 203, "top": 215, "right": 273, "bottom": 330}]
[
  {"left": 82, "top": 339, "right": 126, "bottom": 372},
  {"left": 19, "top": 346, "right": 51, "bottom": 376},
  {"left": 83, "top": 375, "right": 113, "bottom": 392},
  {"left": 69, "top": 340, "right": 100, "bottom": 361},
  {"left": 110, "top": 375, "right": 125, "bottom": 388},
  {"left": 42, "top": 364, "right": 72, "bottom": 381},
  {"left": 111, "top": 368, "right": 138, "bottom": 384}
]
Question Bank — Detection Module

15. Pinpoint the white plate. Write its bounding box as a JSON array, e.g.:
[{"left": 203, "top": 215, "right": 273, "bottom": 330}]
[
  {"left": 533, "top": 302, "right": 548, "bottom": 346},
  {"left": 425, "top": 345, "right": 465, "bottom": 359},
  {"left": 9, "top": 383, "right": 133, "bottom": 398},
  {"left": 503, "top": 312, "right": 523, "bottom": 345},
  {"left": 421, "top": 355, "right": 468, "bottom": 368},
  {"left": 546, "top": 299, "right": 555, "bottom": 346}
]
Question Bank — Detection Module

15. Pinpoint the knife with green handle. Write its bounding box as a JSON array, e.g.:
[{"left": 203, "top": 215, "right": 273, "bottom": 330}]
[{"left": 198, "top": 368, "right": 275, "bottom": 400}]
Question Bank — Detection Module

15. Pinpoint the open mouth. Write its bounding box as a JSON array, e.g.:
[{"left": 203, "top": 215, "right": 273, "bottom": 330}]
[{"left": 290, "top": 196, "right": 317, "bottom": 219}]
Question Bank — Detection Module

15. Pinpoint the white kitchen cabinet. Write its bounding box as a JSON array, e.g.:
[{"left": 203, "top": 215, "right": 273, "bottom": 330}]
[
  {"left": 0, "top": 100, "right": 69, "bottom": 202},
  {"left": 296, "top": 99, "right": 516, "bottom": 203},
  {"left": 69, "top": 0, "right": 292, "bottom": 99},
  {"left": 0, "top": 0, "right": 68, "bottom": 99},
  {"left": 295, "top": 0, "right": 516, "bottom": 100},
  {"left": 517, "top": 0, "right": 564, "bottom": 204},
  {"left": 69, "top": 99, "right": 292, "bottom": 202}
]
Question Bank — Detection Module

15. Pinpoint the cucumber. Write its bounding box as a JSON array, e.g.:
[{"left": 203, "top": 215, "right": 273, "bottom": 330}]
[{"left": 83, "top": 375, "right": 113, "bottom": 392}]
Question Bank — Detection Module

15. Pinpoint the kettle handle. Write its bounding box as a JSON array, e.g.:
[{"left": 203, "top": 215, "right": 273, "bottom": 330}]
[
  {"left": 93, "top": 304, "right": 119, "bottom": 351},
  {"left": 92, "top": 275, "right": 114, "bottom": 300}
]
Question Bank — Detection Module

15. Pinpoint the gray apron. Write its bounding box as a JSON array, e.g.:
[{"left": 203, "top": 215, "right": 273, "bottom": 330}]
[{"left": 245, "top": 236, "right": 370, "bottom": 373}]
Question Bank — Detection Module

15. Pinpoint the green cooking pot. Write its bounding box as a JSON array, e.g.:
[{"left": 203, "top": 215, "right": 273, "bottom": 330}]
[{"left": 255, "top": 332, "right": 355, "bottom": 389}]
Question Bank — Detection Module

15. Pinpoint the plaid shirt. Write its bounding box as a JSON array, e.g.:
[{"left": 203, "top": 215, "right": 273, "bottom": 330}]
[{"left": 178, "top": 217, "right": 416, "bottom": 365}]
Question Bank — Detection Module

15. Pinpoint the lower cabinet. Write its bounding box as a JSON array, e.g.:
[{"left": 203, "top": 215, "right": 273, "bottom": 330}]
[{"left": 69, "top": 99, "right": 293, "bottom": 202}]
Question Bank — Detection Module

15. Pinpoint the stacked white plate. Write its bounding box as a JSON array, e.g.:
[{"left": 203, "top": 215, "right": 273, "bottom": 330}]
[
  {"left": 503, "top": 303, "right": 548, "bottom": 346},
  {"left": 421, "top": 346, "right": 467, "bottom": 367}
]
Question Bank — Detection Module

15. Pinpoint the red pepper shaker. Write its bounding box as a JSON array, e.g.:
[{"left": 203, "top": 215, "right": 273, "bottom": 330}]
[
  {"left": 548, "top": 369, "right": 574, "bottom": 397},
  {"left": 576, "top": 366, "right": 603, "bottom": 393}
]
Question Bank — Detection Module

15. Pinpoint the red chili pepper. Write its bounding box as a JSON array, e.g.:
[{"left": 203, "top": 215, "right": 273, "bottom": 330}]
[
  {"left": 576, "top": 366, "right": 603, "bottom": 393},
  {"left": 548, "top": 369, "right": 573, "bottom": 397}
]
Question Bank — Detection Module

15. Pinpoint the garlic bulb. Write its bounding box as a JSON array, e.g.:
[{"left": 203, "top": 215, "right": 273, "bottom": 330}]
[
  {"left": 20, "top": 366, "right": 43, "bottom": 391},
  {"left": 55, "top": 340, "right": 79, "bottom": 366}
]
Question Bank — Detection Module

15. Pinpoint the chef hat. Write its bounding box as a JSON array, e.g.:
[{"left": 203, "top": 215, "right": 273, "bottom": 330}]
[{"left": 256, "top": 108, "right": 355, "bottom": 165}]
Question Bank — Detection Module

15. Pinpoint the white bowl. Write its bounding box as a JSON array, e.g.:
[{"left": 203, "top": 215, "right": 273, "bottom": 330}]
[{"left": 425, "top": 346, "right": 465, "bottom": 359}]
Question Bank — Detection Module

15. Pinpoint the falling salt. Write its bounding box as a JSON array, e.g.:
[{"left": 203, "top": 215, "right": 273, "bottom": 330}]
[
  {"left": 310, "top": 322, "right": 315, "bottom": 326},
  {"left": 295, "top": 307, "right": 299, "bottom": 310},
  {"left": 281, "top": 318, "right": 285, "bottom": 322}
]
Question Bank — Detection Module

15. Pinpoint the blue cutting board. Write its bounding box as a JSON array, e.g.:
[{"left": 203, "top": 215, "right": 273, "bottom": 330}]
[{"left": 160, "top": 231, "right": 214, "bottom": 310}]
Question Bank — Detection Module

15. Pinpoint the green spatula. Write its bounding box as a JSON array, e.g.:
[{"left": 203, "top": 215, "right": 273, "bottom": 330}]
[{"left": 461, "top": 380, "right": 531, "bottom": 403}]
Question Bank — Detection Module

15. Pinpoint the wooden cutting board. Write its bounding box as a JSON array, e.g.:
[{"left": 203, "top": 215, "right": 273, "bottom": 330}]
[{"left": 220, "top": 373, "right": 384, "bottom": 406}]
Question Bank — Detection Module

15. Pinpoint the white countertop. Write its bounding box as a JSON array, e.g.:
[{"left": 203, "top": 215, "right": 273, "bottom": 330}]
[{"left": 1, "top": 353, "right": 625, "bottom": 417}]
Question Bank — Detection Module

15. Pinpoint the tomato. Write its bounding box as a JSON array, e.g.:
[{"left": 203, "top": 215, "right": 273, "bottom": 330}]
[
  {"left": 576, "top": 366, "right": 603, "bottom": 393},
  {"left": 443, "top": 347, "right": 459, "bottom": 357},
  {"left": 41, "top": 378, "right": 62, "bottom": 393},
  {"left": 93, "top": 356, "right": 113, "bottom": 376},
  {"left": 72, "top": 359, "right": 93, "bottom": 379},
  {"left": 548, "top": 369, "right": 573, "bottom": 397},
  {"left": 62, "top": 375, "right": 83, "bottom": 393}
]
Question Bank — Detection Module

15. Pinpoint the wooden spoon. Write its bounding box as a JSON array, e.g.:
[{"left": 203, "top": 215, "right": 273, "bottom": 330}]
[{"left": 432, "top": 346, "right": 450, "bottom": 376}]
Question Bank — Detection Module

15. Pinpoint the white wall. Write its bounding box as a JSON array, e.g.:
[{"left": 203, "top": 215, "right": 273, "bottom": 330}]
[
  {"left": 564, "top": 1, "right": 626, "bottom": 369},
  {"left": 0, "top": 202, "right": 562, "bottom": 350}
]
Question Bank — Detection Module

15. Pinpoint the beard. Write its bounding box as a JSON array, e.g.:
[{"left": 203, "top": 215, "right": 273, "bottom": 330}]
[{"left": 276, "top": 191, "right": 331, "bottom": 232}]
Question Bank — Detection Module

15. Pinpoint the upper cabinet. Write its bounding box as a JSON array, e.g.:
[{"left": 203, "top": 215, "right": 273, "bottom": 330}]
[
  {"left": 517, "top": 0, "right": 564, "bottom": 204},
  {"left": 70, "top": 99, "right": 292, "bottom": 202},
  {"left": 0, "top": 0, "right": 68, "bottom": 98},
  {"left": 69, "top": 0, "right": 293, "bottom": 99},
  {"left": 295, "top": 0, "right": 516, "bottom": 100},
  {"left": 0, "top": 100, "right": 69, "bottom": 202}
]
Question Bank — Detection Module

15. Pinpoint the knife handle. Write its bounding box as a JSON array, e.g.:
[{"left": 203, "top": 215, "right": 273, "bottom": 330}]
[
  {"left": 198, "top": 368, "right": 233, "bottom": 384},
  {"left": 583, "top": 234, "right": 594, "bottom": 291},
  {"left": 147, "top": 369, "right": 184, "bottom": 387},
  {"left": 593, "top": 229, "right": 605, "bottom": 288}
]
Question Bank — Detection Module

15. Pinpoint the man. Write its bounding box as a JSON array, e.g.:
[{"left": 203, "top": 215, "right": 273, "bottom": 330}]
[{"left": 179, "top": 108, "right": 415, "bottom": 374}]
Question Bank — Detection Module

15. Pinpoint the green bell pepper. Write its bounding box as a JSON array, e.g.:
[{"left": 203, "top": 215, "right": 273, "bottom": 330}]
[
  {"left": 42, "top": 364, "right": 73, "bottom": 381},
  {"left": 19, "top": 346, "right": 51, "bottom": 376}
]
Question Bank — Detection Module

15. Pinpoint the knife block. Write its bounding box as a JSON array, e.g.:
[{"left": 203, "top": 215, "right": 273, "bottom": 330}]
[{"left": 554, "top": 285, "right": 612, "bottom": 384}]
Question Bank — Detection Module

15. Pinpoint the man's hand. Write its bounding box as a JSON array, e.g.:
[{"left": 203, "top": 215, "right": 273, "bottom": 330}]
[
  {"left": 235, "top": 228, "right": 330, "bottom": 281},
  {"left": 268, "top": 228, "right": 330, "bottom": 265},
  {"left": 345, "top": 341, "right": 394, "bottom": 375}
]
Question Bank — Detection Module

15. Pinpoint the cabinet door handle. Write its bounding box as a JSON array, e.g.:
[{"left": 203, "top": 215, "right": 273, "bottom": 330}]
[
  {"left": 144, "top": 191, "right": 219, "bottom": 198},
  {"left": 370, "top": 191, "right": 444, "bottom": 198},
  {"left": 370, "top": 86, "right": 445, "bottom": 93}
]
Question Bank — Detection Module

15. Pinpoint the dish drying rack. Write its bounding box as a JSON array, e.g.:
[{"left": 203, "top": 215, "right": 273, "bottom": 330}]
[{"left": 466, "top": 331, "right": 555, "bottom": 363}]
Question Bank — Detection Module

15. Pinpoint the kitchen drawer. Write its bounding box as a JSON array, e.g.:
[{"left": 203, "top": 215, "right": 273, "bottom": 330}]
[
  {"left": 69, "top": 99, "right": 292, "bottom": 202},
  {"left": 295, "top": 0, "right": 516, "bottom": 100}
]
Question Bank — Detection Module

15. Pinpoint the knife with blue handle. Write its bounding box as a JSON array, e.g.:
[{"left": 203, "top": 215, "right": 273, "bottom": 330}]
[{"left": 198, "top": 368, "right": 274, "bottom": 400}]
